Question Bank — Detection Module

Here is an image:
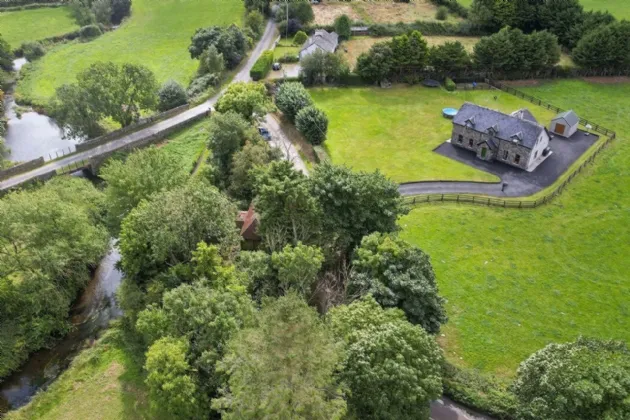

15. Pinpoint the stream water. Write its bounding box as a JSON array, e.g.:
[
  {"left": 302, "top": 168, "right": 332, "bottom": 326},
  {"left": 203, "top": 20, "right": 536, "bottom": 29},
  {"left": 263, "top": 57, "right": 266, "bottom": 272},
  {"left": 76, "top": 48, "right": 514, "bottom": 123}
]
[
  {"left": 0, "top": 245, "right": 123, "bottom": 414},
  {"left": 3, "top": 58, "right": 77, "bottom": 163}
]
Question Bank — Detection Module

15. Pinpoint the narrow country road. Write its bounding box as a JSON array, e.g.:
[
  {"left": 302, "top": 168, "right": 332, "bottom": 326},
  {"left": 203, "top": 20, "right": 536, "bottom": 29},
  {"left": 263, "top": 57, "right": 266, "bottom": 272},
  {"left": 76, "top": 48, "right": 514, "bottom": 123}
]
[
  {"left": 0, "top": 20, "right": 278, "bottom": 191},
  {"left": 264, "top": 114, "right": 308, "bottom": 174},
  {"left": 430, "top": 397, "right": 494, "bottom": 420}
]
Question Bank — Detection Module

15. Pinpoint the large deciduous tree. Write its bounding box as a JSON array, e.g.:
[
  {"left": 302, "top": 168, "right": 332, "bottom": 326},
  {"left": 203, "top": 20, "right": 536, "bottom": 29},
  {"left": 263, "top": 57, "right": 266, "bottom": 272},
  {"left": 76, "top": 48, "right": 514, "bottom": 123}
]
[
  {"left": 429, "top": 41, "right": 471, "bottom": 77},
  {"left": 356, "top": 42, "right": 394, "bottom": 83},
  {"left": 100, "top": 146, "right": 188, "bottom": 232},
  {"left": 188, "top": 25, "right": 247, "bottom": 69},
  {"left": 274, "top": 81, "right": 313, "bottom": 122},
  {"left": 207, "top": 111, "right": 255, "bottom": 186},
  {"left": 348, "top": 232, "right": 447, "bottom": 333},
  {"left": 213, "top": 293, "right": 346, "bottom": 419},
  {"left": 271, "top": 242, "right": 324, "bottom": 297},
  {"left": 300, "top": 50, "right": 348, "bottom": 86},
  {"left": 513, "top": 337, "right": 630, "bottom": 420},
  {"left": 295, "top": 106, "right": 328, "bottom": 145},
  {"left": 538, "top": 0, "right": 584, "bottom": 48},
  {"left": 329, "top": 296, "right": 444, "bottom": 419},
  {"left": 228, "top": 141, "right": 281, "bottom": 204},
  {"left": 215, "top": 82, "right": 271, "bottom": 120},
  {"left": 50, "top": 62, "right": 158, "bottom": 138},
  {"left": 573, "top": 21, "right": 630, "bottom": 72},
  {"left": 0, "top": 34, "right": 13, "bottom": 71}
]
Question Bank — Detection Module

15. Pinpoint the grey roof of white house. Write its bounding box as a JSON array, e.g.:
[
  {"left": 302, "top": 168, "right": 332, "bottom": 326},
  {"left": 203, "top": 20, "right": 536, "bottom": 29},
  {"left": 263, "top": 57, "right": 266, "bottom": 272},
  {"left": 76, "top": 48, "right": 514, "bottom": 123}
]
[
  {"left": 301, "top": 30, "right": 339, "bottom": 54},
  {"left": 453, "top": 103, "right": 545, "bottom": 149},
  {"left": 553, "top": 110, "right": 579, "bottom": 126}
]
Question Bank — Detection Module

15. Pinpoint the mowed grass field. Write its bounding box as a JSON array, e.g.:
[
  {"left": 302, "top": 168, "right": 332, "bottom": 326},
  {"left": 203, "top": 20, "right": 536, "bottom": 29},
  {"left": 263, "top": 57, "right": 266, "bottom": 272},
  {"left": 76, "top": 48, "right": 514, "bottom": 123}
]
[
  {"left": 310, "top": 86, "right": 555, "bottom": 183},
  {"left": 15, "top": 0, "right": 243, "bottom": 105},
  {"left": 400, "top": 79, "right": 630, "bottom": 376},
  {"left": 0, "top": 7, "right": 79, "bottom": 48},
  {"left": 457, "top": 0, "right": 630, "bottom": 19}
]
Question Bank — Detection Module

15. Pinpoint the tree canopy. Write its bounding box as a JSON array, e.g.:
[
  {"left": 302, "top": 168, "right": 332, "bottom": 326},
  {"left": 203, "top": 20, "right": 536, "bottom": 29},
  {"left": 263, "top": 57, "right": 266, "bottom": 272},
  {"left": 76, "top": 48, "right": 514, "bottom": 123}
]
[
  {"left": 188, "top": 25, "right": 248, "bottom": 69},
  {"left": 215, "top": 82, "right": 271, "bottom": 120}
]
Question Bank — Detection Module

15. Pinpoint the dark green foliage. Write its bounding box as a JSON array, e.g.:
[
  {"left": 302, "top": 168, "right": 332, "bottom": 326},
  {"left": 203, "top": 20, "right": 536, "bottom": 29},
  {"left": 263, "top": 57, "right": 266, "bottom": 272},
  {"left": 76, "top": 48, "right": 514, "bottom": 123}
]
[
  {"left": 245, "top": 10, "right": 265, "bottom": 38},
  {"left": 207, "top": 111, "right": 254, "bottom": 185},
  {"left": 0, "top": 34, "right": 14, "bottom": 72},
  {"left": 349, "top": 232, "right": 447, "bottom": 334},
  {"left": 429, "top": 41, "right": 470, "bottom": 77},
  {"left": 356, "top": 42, "right": 394, "bottom": 83},
  {"left": 573, "top": 22, "right": 630, "bottom": 72},
  {"left": 157, "top": 79, "right": 187, "bottom": 111},
  {"left": 538, "top": 0, "right": 583, "bottom": 48},
  {"left": 187, "top": 73, "right": 219, "bottom": 98},
  {"left": 91, "top": 0, "right": 112, "bottom": 25},
  {"left": 254, "top": 161, "right": 323, "bottom": 250},
  {"left": 70, "top": 0, "right": 96, "bottom": 26},
  {"left": 197, "top": 44, "right": 225, "bottom": 77},
  {"left": 244, "top": 0, "right": 270, "bottom": 14},
  {"left": 189, "top": 25, "right": 247, "bottom": 69},
  {"left": 278, "top": 53, "right": 299, "bottom": 63},
  {"left": 513, "top": 337, "right": 630, "bottom": 420},
  {"left": 445, "top": 77, "right": 456, "bottom": 91},
  {"left": 334, "top": 14, "right": 352, "bottom": 40},
  {"left": 275, "top": 81, "right": 313, "bottom": 122},
  {"left": 300, "top": 50, "right": 348, "bottom": 86},
  {"left": 329, "top": 296, "right": 444, "bottom": 420},
  {"left": 0, "top": 178, "right": 109, "bottom": 378},
  {"left": 278, "top": 18, "right": 303, "bottom": 37},
  {"left": 110, "top": 0, "right": 131, "bottom": 24},
  {"left": 568, "top": 10, "right": 616, "bottom": 50},
  {"left": 292, "top": 30, "right": 308, "bottom": 46},
  {"left": 119, "top": 179, "right": 240, "bottom": 281},
  {"left": 429, "top": 0, "right": 468, "bottom": 18},
  {"left": 20, "top": 41, "right": 45, "bottom": 61},
  {"left": 249, "top": 50, "right": 274, "bottom": 81},
  {"left": 295, "top": 105, "right": 328, "bottom": 145},
  {"left": 213, "top": 294, "right": 347, "bottom": 419},
  {"left": 79, "top": 24, "right": 102, "bottom": 39},
  {"left": 101, "top": 146, "right": 188, "bottom": 231},
  {"left": 473, "top": 27, "right": 560, "bottom": 76},
  {"left": 50, "top": 61, "right": 158, "bottom": 137},
  {"left": 276, "top": 0, "right": 313, "bottom": 24},
  {"left": 228, "top": 141, "right": 281, "bottom": 204},
  {"left": 310, "top": 162, "right": 407, "bottom": 256},
  {"left": 436, "top": 6, "right": 448, "bottom": 21}
]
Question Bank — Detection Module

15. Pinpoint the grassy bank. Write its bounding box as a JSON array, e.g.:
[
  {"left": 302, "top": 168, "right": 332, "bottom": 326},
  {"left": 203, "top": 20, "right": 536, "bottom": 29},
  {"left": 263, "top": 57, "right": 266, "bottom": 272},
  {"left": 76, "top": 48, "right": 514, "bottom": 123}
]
[
  {"left": 0, "top": 7, "right": 79, "bottom": 48},
  {"left": 310, "top": 85, "right": 555, "bottom": 183},
  {"left": 400, "top": 79, "right": 630, "bottom": 376},
  {"left": 15, "top": 0, "right": 243, "bottom": 105},
  {"left": 159, "top": 116, "right": 212, "bottom": 173},
  {"left": 7, "top": 327, "right": 150, "bottom": 420}
]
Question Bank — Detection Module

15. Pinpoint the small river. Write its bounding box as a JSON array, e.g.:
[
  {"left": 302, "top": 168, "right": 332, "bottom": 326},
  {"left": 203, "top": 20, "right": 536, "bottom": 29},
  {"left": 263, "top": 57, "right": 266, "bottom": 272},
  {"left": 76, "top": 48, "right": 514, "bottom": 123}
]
[
  {"left": 3, "top": 58, "right": 77, "bottom": 163},
  {"left": 0, "top": 244, "right": 123, "bottom": 414}
]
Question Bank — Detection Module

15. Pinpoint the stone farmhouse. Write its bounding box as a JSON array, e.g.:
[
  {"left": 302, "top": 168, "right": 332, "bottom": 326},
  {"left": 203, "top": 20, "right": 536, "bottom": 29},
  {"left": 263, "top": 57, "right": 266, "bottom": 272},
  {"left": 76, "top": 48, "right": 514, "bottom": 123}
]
[
  {"left": 451, "top": 103, "right": 551, "bottom": 171},
  {"left": 299, "top": 30, "right": 339, "bottom": 60}
]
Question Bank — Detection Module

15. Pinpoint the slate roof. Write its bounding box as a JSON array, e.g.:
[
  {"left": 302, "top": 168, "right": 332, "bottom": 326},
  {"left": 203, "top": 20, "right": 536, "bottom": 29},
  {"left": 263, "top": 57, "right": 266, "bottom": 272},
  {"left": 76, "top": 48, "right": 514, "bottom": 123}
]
[
  {"left": 453, "top": 103, "right": 545, "bottom": 149},
  {"left": 301, "top": 30, "right": 339, "bottom": 54},
  {"left": 553, "top": 110, "right": 579, "bottom": 126},
  {"left": 511, "top": 108, "right": 538, "bottom": 124}
]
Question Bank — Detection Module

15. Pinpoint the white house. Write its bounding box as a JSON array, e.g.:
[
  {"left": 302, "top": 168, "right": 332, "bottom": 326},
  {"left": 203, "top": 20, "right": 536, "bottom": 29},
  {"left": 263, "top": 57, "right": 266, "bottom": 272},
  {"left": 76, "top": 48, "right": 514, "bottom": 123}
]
[
  {"left": 549, "top": 110, "right": 579, "bottom": 138},
  {"left": 299, "top": 30, "right": 339, "bottom": 60}
]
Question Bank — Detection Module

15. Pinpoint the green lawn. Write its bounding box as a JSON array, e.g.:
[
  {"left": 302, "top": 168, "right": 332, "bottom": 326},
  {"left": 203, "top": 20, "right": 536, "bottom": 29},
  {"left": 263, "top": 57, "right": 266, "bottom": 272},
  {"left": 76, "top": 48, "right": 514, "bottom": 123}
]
[
  {"left": 15, "top": 0, "right": 243, "bottom": 105},
  {"left": 400, "top": 79, "right": 630, "bottom": 376},
  {"left": 159, "top": 117, "right": 212, "bottom": 173},
  {"left": 0, "top": 7, "right": 79, "bottom": 49},
  {"left": 456, "top": 0, "right": 630, "bottom": 19},
  {"left": 310, "top": 86, "right": 555, "bottom": 183},
  {"left": 7, "top": 327, "right": 150, "bottom": 420},
  {"left": 273, "top": 43, "right": 300, "bottom": 60}
]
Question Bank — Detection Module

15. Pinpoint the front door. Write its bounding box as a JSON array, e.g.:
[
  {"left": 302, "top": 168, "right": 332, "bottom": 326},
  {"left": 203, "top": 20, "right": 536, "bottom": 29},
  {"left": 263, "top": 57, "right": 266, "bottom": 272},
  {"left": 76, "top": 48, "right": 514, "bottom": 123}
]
[
  {"left": 554, "top": 123, "right": 566, "bottom": 135},
  {"left": 481, "top": 148, "right": 487, "bottom": 158}
]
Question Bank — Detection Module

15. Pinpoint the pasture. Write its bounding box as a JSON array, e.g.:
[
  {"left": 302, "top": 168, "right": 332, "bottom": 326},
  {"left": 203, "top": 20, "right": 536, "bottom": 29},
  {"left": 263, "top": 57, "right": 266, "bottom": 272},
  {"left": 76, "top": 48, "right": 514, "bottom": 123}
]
[
  {"left": 0, "top": 7, "right": 78, "bottom": 48},
  {"left": 400, "top": 79, "right": 630, "bottom": 375},
  {"left": 15, "top": 0, "right": 243, "bottom": 105}
]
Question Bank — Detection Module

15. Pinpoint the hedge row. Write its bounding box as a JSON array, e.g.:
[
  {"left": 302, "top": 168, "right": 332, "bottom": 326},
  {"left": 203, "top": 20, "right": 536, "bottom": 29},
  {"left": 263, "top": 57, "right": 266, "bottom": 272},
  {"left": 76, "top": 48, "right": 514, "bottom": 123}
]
[
  {"left": 429, "top": 0, "right": 468, "bottom": 18},
  {"left": 0, "top": 2, "right": 63, "bottom": 11},
  {"left": 250, "top": 50, "right": 274, "bottom": 81},
  {"left": 0, "top": 0, "right": 64, "bottom": 6}
]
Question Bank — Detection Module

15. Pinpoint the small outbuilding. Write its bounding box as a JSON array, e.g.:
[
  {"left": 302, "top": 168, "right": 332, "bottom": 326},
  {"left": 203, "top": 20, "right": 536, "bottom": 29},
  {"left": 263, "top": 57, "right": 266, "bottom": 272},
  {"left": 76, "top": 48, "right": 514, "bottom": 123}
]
[{"left": 549, "top": 110, "right": 579, "bottom": 138}]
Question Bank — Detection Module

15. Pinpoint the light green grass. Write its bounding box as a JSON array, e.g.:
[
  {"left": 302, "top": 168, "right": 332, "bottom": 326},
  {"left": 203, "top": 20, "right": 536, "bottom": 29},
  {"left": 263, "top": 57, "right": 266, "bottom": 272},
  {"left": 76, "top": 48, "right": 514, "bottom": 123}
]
[
  {"left": 456, "top": 0, "right": 630, "bottom": 19},
  {"left": 310, "top": 86, "right": 555, "bottom": 183},
  {"left": 159, "top": 116, "right": 212, "bottom": 173},
  {"left": 274, "top": 45, "right": 300, "bottom": 60},
  {"left": 15, "top": 0, "right": 243, "bottom": 105},
  {"left": 400, "top": 79, "right": 630, "bottom": 377},
  {"left": 0, "top": 7, "right": 79, "bottom": 48},
  {"left": 6, "top": 327, "right": 150, "bottom": 420}
]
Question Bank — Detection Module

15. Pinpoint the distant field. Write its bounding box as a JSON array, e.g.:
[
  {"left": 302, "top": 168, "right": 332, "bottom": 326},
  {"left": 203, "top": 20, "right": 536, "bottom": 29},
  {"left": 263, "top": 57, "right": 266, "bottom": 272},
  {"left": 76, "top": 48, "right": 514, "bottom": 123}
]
[
  {"left": 15, "top": 0, "right": 243, "bottom": 105},
  {"left": 401, "top": 79, "right": 630, "bottom": 376},
  {"left": 310, "top": 86, "right": 556, "bottom": 183},
  {"left": 0, "top": 7, "right": 78, "bottom": 48},
  {"left": 456, "top": 0, "right": 630, "bottom": 19}
]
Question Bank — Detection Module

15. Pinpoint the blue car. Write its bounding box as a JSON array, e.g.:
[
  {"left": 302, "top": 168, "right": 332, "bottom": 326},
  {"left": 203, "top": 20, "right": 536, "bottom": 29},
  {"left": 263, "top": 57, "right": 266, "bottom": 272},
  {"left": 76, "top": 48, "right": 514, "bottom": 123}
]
[{"left": 258, "top": 127, "right": 272, "bottom": 141}]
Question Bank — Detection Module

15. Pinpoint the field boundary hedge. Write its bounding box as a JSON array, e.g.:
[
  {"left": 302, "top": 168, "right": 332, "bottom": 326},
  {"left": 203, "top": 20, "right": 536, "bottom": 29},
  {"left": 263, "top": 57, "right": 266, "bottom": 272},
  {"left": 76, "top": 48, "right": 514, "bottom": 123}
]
[{"left": 250, "top": 50, "right": 274, "bottom": 81}]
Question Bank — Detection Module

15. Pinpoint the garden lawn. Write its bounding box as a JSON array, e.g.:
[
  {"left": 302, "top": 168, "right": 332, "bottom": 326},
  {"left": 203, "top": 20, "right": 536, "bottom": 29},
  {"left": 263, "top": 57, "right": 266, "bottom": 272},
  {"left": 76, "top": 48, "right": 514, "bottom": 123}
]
[
  {"left": 0, "top": 7, "right": 79, "bottom": 48},
  {"left": 159, "top": 117, "right": 212, "bottom": 173},
  {"left": 15, "top": 0, "right": 243, "bottom": 105},
  {"left": 273, "top": 45, "right": 300, "bottom": 61},
  {"left": 310, "top": 86, "right": 555, "bottom": 183},
  {"left": 400, "top": 79, "right": 630, "bottom": 377}
]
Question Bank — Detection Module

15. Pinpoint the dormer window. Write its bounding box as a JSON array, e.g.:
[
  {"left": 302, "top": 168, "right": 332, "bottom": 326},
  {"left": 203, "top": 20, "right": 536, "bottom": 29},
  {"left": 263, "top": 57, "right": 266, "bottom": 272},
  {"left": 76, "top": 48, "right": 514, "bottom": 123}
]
[
  {"left": 487, "top": 124, "right": 499, "bottom": 135},
  {"left": 465, "top": 117, "right": 476, "bottom": 128}
]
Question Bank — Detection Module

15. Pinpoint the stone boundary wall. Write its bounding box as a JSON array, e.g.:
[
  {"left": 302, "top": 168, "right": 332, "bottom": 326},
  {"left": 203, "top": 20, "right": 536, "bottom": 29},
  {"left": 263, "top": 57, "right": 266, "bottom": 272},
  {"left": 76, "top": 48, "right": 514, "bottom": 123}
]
[
  {"left": 88, "top": 111, "right": 208, "bottom": 173},
  {"left": 0, "top": 157, "right": 45, "bottom": 181},
  {"left": 75, "top": 104, "right": 190, "bottom": 153}
]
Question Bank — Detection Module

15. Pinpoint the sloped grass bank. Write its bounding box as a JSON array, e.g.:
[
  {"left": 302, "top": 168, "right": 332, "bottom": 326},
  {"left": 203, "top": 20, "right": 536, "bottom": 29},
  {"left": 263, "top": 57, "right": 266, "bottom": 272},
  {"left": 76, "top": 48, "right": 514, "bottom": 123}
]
[
  {"left": 400, "top": 79, "right": 630, "bottom": 376},
  {"left": 0, "top": 7, "right": 79, "bottom": 48}
]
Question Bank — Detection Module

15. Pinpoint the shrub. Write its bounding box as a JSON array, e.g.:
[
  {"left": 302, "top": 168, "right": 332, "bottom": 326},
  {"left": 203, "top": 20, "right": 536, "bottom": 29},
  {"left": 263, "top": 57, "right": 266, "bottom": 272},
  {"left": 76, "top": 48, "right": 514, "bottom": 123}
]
[
  {"left": 436, "top": 6, "right": 448, "bottom": 20},
  {"left": 275, "top": 81, "right": 313, "bottom": 122},
  {"left": 334, "top": 14, "right": 352, "bottom": 40},
  {"left": 245, "top": 10, "right": 265, "bottom": 38},
  {"left": 110, "top": 0, "right": 131, "bottom": 24},
  {"left": 250, "top": 50, "right": 274, "bottom": 81},
  {"left": 278, "top": 18, "right": 302, "bottom": 37},
  {"left": 293, "top": 30, "right": 308, "bottom": 46},
  {"left": 158, "top": 80, "right": 187, "bottom": 111},
  {"left": 445, "top": 77, "right": 456, "bottom": 91},
  {"left": 295, "top": 106, "right": 328, "bottom": 145},
  {"left": 20, "top": 42, "right": 45, "bottom": 61},
  {"left": 79, "top": 24, "right": 103, "bottom": 39},
  {"left": 187, "top": 73, "right": 219, "bottom": 98},
  {"left": 278, "top": 53, "right": 299, "bottom": 63}
]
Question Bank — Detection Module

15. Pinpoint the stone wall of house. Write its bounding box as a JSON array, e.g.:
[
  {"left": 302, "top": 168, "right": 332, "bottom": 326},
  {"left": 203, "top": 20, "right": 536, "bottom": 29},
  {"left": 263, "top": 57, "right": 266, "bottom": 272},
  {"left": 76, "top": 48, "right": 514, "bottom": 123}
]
[{"left": 496, "top": 140, "right": 531, "bottom": 170}]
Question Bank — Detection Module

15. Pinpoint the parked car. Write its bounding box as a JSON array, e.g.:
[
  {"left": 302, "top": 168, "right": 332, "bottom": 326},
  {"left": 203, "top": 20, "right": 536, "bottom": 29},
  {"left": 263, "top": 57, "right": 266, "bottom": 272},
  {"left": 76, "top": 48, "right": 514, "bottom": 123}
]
[
  {"left": 258, "top": 127, "right": 272, "bottom": 141},
  {"left": 272, "top": 62, "right": 282, "bottom": 71}
]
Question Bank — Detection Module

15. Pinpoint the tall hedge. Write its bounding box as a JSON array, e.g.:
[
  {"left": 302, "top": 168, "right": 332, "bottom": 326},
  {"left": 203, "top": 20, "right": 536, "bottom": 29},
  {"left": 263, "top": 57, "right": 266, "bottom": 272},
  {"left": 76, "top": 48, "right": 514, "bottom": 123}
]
[{"left": 250, "top": 50, "right": 274, "bottom": 81}]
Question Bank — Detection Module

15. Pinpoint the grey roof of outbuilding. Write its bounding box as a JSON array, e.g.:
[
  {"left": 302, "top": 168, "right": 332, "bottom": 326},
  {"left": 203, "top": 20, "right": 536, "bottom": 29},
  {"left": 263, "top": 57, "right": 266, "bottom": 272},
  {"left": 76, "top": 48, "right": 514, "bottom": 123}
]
[
  {"left": 553, "top": 110, "right": 579, "bottom": 126},
  {"left": 453, "top": 103, "right": 545, "bottom": 149},
  {"left": 301, "top": 30, "right": 339, "bottom": 54}
]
